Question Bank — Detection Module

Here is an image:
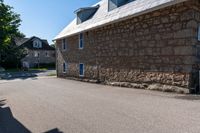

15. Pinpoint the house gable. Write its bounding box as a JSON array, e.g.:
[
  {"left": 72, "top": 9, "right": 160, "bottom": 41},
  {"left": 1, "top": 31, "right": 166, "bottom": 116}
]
[
  {"left": 32, "top": 38, "right": 42, "bottom": 48},
  {"left": 16, "top": 36, "right": 55, "bottom": 51}
]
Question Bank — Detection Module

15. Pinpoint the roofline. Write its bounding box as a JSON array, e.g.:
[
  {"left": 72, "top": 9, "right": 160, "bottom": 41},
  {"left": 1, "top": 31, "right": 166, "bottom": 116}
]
[
  {"left": 74, "top": 5, "right": 100, "bottom": 14},
  {"left": 54, "top": 0, "right": 188, "bottom": 41}
]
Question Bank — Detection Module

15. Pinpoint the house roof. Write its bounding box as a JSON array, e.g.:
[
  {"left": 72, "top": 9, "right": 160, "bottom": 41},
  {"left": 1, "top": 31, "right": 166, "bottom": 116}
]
[
  {"left": 15, "top": 36, "right": 55, "bottom": 50},
  {"left": 15, "top": 38, "right": 30, "bottom": 46},
  {"left": 54, "top": 0, "right": 187, "bottom": 40}
]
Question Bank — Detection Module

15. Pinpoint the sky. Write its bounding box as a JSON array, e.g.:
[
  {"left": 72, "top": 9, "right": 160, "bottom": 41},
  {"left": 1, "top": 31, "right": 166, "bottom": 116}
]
[{"left": 4, "top": 0, "right": 99, "bottom": 44}]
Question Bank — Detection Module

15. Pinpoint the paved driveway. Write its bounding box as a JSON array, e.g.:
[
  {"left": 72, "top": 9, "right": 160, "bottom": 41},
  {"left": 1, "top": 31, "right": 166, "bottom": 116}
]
[{"left": 0, "top": 77, "right": 200, "bottom": 133}]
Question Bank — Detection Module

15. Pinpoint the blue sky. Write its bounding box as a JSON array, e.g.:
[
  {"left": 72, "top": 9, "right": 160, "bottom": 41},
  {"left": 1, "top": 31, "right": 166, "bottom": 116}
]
[{"left": 4, "top": 0, "right": 99, "bottom": 44}]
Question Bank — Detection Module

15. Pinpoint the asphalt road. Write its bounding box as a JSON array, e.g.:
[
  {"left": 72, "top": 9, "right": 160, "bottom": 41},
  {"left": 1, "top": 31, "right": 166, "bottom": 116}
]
[
  {"left": 0, "top": 77, "right": 200, "bottom": 133},
  {"left": 0, "top": 70, "right": 56, "bottom": 80}
]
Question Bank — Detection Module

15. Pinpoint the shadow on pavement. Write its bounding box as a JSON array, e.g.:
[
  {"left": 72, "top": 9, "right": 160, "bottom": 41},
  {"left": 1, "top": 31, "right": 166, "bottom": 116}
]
[
  {"left": 0, "top": 71, "right": 39, "bottom": 80},
  {"left": 0, "top": 100, "right": 31, "bottom": 133},
  {"left": 44, "top": 128, "right": 63, "bottom": 133},
  {"left": 0, "top": 100, "right": 63, "bottom": 133},
  {"left": 0, "top": 69, "right": 56, "bottom": 81},
  {"left": 174, "top": 95, "right": 200, "bottom": 100}
]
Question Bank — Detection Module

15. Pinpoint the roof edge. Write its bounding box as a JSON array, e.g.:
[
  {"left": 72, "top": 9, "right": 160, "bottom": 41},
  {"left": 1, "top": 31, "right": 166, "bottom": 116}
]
[{"left": 54, "top": 0, "right": 188, "bottom": 41}]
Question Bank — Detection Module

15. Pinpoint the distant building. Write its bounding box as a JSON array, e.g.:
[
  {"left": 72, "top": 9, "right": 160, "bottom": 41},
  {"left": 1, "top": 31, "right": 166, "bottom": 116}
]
[
  {"left": 15, "top": 36, "right": 55, "bottom": 68},
  {"left": 54, "top": 0, "right": 200, "bottom": 93}
]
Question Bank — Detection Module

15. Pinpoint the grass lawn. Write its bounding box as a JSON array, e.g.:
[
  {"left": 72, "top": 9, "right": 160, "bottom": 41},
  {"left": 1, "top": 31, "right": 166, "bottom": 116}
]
[
  {"left": 29, "top": 68, "right": 48, "bottom": 71},
  {"left": 4, "top": 68, "right": 21, "bottom": 72},
  {"left": 47, "top": 73, "right": 57, "bottom": 76},
  {"left": 4, "top": 68, "right": 52, "bottom": 73}
]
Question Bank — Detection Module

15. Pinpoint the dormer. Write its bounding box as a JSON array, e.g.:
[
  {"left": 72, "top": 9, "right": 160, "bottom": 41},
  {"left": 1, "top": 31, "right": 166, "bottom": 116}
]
[
  {"left": 108, "top": 0, "right": 134, "bottom": 11},
  {"left": 33, "top": 38, "right": 42, "bottom": 48},
  {"left": 75, "top": 5, "right": 99, "bottom": 25}
]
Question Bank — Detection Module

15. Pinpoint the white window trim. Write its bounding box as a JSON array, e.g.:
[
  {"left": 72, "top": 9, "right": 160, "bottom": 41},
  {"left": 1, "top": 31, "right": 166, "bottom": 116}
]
[
  {"left": 33, "top": 39, "right": 42, "bottom": 48},
  {"left": 79, "top": 63, "right": 84, "bottom": 77},
  {"left": 34, "top": 51, "right": 39, "bottom": 57},
  {"left": 63, "top": 62, "right": 67, "bottom": 73},
  {"left": 79, "top": 33, "right": 84, "bottom": 49}
]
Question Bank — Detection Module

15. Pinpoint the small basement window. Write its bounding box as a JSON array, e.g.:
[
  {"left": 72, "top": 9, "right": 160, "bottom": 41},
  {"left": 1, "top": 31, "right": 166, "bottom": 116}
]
[
  {"left": 79, "top": 33, "right": 84, "bottom": 49},
  {"left": 79, "top": 63, "right": 84, "bottom": 76},
  {"left": 63, "top": 62, "right": 67, "bottom": 73}
]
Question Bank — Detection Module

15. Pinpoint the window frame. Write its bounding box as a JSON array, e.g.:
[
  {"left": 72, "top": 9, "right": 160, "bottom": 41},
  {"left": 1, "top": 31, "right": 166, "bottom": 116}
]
[
  {"left": 45, "top": 52, "right": 49, "bottom": 57},
  {"left": 79, "top": 33, "right": 84, "bottom": 49},
  {"left": 63, "top": 62, "right": 67, "bottom": 73},
  {"left": 62, "top": 39, "right": 67, "bottom": 50},
  {"left": 198, "top": 25, "right": 200, "bottom": 41},
  {"left": 79, "top": 63, "right": 84, "bottom": 77},
  {"left": 34, "top": 51, "right": 39, "bottom": 57},
  {"left": 33, "top": 39, "right": 42, "bottom": 48}
]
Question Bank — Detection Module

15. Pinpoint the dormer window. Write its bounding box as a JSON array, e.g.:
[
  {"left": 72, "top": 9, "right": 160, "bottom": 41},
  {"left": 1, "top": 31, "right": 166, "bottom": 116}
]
[
  {"left": 75, "top": 5, "right": 99, "bottom": 25},
  {"left": 33, "top": 39, "right": 42, "bottom": 48},
  {"left": 108, "top": 0, "right": 134, "bottom": 11}
]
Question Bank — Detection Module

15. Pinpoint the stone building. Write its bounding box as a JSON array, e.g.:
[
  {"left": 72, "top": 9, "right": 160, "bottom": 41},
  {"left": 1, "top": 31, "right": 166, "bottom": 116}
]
[
  {"left": 54, "top": 0, "right": 200, "bottom": 93},
  {"left": 15, "top": 36, "right": 55, "bottom": 68}
]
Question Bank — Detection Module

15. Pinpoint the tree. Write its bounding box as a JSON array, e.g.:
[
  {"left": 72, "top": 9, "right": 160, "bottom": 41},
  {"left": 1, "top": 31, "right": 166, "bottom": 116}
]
[
  {"left": 50, "top": 43, "right": 55, "bottom": 48},
  {"left": 0, "top": 0, "right": 25, "bottom": 68}
]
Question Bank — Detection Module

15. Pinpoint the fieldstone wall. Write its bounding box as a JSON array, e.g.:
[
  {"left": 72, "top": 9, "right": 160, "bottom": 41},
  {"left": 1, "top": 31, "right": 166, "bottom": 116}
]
[
  {"left": 22, "top": 50, "right": 55, "bottom": 67},
  {"left": 56, "top": 0, "right": 200, "bottom": 92}
]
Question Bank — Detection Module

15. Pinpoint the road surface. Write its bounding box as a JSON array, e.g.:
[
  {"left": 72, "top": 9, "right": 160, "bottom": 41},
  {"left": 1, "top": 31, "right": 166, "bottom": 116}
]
[{"left": 0, "top": 77, "right": 200, "bottom": 133}]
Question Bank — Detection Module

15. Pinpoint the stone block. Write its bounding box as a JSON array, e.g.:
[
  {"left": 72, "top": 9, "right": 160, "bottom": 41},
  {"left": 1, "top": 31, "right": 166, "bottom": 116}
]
[
  {"left": 186, "top": 20, "right": 198, "bottom": 28},
  {"left": 161, "top": 47, "right": 174, "bottom": 55},
  {"left": 174, "top": 29, "right": 194, "bottom": 38},
  {"left": 174, "top": 46, "right": 195, "bottom": 55}
]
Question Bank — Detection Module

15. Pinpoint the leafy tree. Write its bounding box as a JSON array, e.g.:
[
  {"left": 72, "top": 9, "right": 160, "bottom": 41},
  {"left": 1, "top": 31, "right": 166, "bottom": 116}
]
[
  {"left": 50, "top": 43, "right": 55, "bottom": 48},
  {"left": 0, "top": 0, "right": 25, "bottom": 68}
]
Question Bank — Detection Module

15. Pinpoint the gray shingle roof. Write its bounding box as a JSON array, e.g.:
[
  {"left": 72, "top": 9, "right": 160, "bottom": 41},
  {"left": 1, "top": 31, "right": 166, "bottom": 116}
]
[
  {"left": 15, "top": 37, "right": 30, "bottom": 46},
  {"left": 54, "top": 0, "right": 187, "bottom": 40},
  {"left": 15, "top": 36, "right": 55, "bottom": 50}
]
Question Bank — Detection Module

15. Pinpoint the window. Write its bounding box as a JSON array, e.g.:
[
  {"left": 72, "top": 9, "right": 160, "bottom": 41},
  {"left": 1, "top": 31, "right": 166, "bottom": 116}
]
[
  {"left": 79, "top": 33, "right": 84, "bottom": 49},
  {"left": 33, "top": 39, "right": 42, "bottom": 48},
  {"left": 108, "top": 0, "right": 134, "bottom": 11},
  {"left": 79, "top": 63, "right": 84, "bottom": 76},
  {"left": 46, "top": 52, "right": 49, "bottom": 57},
  {"left": 75, "top": 5, "right": 99, "bottom": 24},
  {"left": 34, "top": 51, "right": 39, "bottom": 57},
  {"left": 198, "top": 26, "right": 200, "bottom": 41},
  {"left": 63, "top": 62, "right": 67, "bottom": 73},
  {"left": 62, "top": 39, "right": 66, "bottom": 50}
]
